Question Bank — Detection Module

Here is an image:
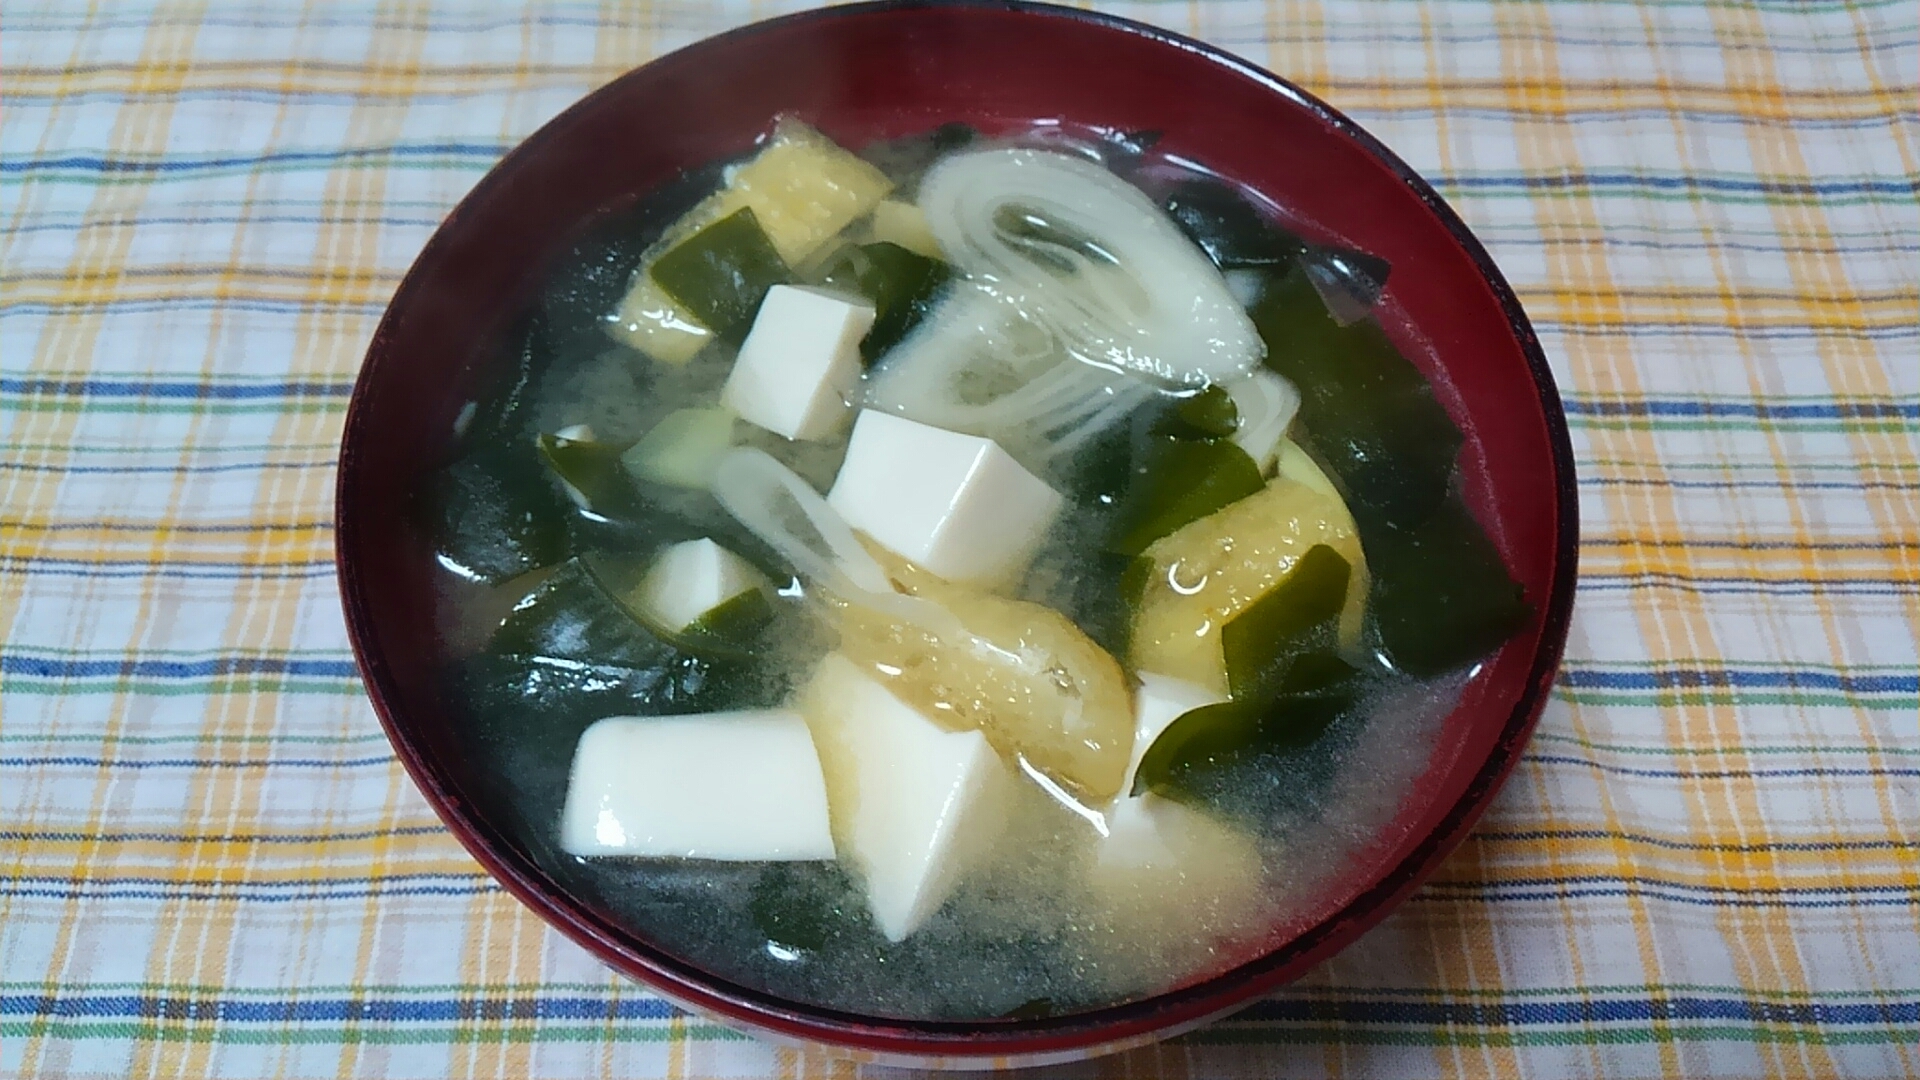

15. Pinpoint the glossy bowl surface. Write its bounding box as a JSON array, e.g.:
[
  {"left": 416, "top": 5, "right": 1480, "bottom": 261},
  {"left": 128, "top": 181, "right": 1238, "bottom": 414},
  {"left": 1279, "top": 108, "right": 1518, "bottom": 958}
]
[{"left": 336, "top": 1, "right": 1577, "bottom": 1067}]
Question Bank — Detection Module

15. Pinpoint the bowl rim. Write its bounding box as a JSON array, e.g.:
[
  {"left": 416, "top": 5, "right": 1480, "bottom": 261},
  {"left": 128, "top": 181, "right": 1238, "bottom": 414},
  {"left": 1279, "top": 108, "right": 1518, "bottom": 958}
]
[{"left": 337, "top": 0, "right": 1579, "bottom": 1060}]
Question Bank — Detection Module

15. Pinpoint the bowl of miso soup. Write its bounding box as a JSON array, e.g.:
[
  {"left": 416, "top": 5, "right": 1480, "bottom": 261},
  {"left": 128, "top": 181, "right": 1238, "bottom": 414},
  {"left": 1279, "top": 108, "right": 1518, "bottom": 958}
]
[{"left": 336, "top": 0, "right": 1577, "bottom": 1067}]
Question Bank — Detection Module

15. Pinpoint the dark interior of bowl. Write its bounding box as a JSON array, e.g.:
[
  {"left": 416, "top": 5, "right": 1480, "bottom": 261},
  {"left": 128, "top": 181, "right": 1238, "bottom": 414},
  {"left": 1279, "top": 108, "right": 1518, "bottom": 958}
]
[{"left": 337, "top": 0, "right": 1576, "bottom": 1059}]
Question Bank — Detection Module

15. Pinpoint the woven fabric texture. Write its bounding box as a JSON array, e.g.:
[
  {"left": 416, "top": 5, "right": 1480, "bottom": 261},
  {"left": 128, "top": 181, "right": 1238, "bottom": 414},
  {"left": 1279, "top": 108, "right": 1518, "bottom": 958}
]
[{"left": 2, "top": 2, "right": 1915, "bottom": 1078}]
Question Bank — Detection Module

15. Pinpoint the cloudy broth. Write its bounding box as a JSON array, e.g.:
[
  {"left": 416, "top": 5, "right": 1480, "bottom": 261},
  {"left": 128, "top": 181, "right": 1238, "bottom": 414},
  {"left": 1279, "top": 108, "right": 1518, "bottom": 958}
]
[{"left": 425, "top": 118, "right": 1524, "bottom": 1020}]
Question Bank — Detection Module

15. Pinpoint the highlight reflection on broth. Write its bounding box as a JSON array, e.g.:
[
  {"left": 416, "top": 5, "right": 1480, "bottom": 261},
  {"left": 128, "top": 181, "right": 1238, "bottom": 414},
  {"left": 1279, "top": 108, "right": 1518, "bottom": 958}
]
[{"left": 427, "top": 117, "right": 1529, "bottom": 1020}]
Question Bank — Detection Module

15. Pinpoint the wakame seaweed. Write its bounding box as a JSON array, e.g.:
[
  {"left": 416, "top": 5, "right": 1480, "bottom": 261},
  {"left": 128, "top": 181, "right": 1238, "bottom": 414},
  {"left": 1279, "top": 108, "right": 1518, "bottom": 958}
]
[
  {"left": 536, "top": 433, "right": 642, "bottom": 519},
  {"left": 1133, "top": 546, "right": 1366, "bottom": 797},
  {"left": 1248, "top": 264, "right": 1529, "bottom": 677},
  {"left": 649, "top": 207, "right": 793, "bottom": 344},
  {"left": 747, "top": 862, "right": 873, "bottom": 953},
  {"left": 429, "top": 444, "right": 571, "bottom": 585},
  {"left": 821, "top": 241, "right": 951, "bottom": 363},
  {"left": 1105, "top": 428, "right": 1264, "bottom": 557},
  {"left": 1364, "top": 491, "right": 1530, "bottom": 677},
  {"left": 490, "top": 557, "right": 763, "bottom": 707},
  {"left": 1253, "top": 268, "right": 1460, "bottom": 534},
  {"left": 1162, "top": 178, "right": 1308, "bottom": 271}
]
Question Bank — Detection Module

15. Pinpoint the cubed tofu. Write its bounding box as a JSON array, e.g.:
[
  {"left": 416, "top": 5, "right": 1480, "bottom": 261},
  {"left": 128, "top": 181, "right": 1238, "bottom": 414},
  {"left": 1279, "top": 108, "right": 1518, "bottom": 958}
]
[
  {"left": 632, "top": 538, "right": 766, "bottom": 634},
  {"left": 1126, "top": 672, "right": 1227, "bottom": 792},
  {"left": 1084, "top": 794, "right": 1267, "bottom": 965},
  {"left": 721, "top": 285, "right": 875, "bottom": 441},
  {"left": 1091, "top": 793, "right": 1263, "bottom": 910},
  {"left": 827, "top": 410, "right": 1064, "bottom": 585},
  {"left": 1090, "top": 674, "right": 1261, "bottom": 925},
  {"left": 801, "top": 654, "right": 1015, "bottom": 941},
  {"left": 560, "top": 712, "right": 836, "bottom": 861}
]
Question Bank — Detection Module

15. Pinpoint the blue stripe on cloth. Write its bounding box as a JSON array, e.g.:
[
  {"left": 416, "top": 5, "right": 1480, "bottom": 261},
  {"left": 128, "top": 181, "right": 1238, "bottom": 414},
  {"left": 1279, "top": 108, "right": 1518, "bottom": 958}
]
[
  {"left": 1236, "top": 997, "right": 1920, "bottom": 1026},
  {"left": 2, "top": 991, "right": 1911, "bottom": 1027},
  {"left": 0, "top": 993, "right": 678, "bottom": 1023},
  {"left": 0, "top": 377, "right": 353, "bottom": 399},
  {"left": 1563, "top": 399, "right": 1920, "bottom": 420},
  {"left": 9, "top": 879, "right": 1906, "bottom": 909},
  {"left": 0, "top": 656, "right": 359, "bottom": 679}
]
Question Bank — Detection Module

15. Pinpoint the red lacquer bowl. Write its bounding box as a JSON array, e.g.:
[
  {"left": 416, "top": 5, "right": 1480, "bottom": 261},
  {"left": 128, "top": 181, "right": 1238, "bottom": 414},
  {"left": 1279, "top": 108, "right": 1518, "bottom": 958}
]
[{"left": 336, "top": 1, "right": 1577, "bottom": 1068}]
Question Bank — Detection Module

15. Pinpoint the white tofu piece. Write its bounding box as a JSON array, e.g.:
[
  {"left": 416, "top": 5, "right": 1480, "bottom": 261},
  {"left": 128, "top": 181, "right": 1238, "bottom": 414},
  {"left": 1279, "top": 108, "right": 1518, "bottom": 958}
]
[
  {"left": 1092, "top": 793, "right": 1263, "bottom": 904},
  {"left": 826, "top": 410, "right": 1064, "bottom": 585},
  {"left": 560, "top": 712, "right": 835, "bottom": 861},
  {"left": 801, "top": 654, "right": 1014, "bottom": 941},
  {"left": 1125, "top": 672, "right": 1228, "bottom": 793},
  {"left": 1090, "top": 674, "right": 1260, "bottom": 926},
  {"left": 633, "top": 538, "right": 766, "bottom": 634},
  {"left": 1226, "top": 370, "right": 1300, "bottom": 473},
  {"left": 721, "top": 285, "right": 875, "bottom": 441}
]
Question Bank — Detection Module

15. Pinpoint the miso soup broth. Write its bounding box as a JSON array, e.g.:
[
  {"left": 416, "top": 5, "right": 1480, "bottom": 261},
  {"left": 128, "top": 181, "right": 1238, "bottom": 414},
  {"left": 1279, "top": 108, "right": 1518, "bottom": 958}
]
[{"left": 427, "top": 117, "right": 1529, "bottom": 1020}]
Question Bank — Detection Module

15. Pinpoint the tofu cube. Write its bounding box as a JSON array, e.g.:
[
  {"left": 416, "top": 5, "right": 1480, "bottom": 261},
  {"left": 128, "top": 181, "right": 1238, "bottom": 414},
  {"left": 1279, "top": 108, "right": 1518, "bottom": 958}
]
[
  {"left": 1091, "top": 793, "right": 1263, "bottom": 915},
  {"left": 827, "top": 410, "right": 1064, "bottom": 585},
  {"left": 721, "top": 285, "right": 875, "bottom": 441},
  {"left": 1126, "top": 672, "right": 1228, "bottom": 793},
  {"left": 633, "top": 538, "right": 766, "bottom": 634},
  {"left": 560, "top": 712, "right": 836, "bottom": 861},
  {"left": 801, "top": 654, "right": 1014, "bottom": 941}
]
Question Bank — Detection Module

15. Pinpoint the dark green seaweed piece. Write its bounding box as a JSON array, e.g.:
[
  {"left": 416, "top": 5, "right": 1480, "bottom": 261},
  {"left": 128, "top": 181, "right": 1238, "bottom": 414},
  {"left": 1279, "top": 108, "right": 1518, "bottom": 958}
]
[
  {"left": 536, "top": 433, "right": 641, "bottom": 519},
  {"left": 1025, "top": 413, "right": 1159, "bottom": 658},
  {"left": 1252, "top": 268, "right": 1461, "bottom": 535},
  {"left": 459, "top": 313, "right": 544, "bottom": 447},
  {"left": 1105, "top": 435, "right": 1264, "bottom": 556},
  {"left": 1001, "top": 998, "right": 1058, "bottom": 1021},
  {"left": 648, "top": 207, "right": 792, "bottom": 344},
  {"left": 1298, "top": 244, "right": 1393, "bottom": 324},
  {"left": 821, "top": 241, "right": 951, "bottom": 363},
  {"left": 1167, "top": 385, "right": 1241, "bottom": 440},
  {"left": 747, "top": 862, "right": 872, "bottom": 954},
  {"left": 464, "top": 162, "right": 725, "bottom": 447},
  {"left": 428, "top": 443, "right": 571, "bottom": 585},
  {"left": 1251, "top": 267, "right": 1529, "bottom": 677},
  {"left": 1162, "top": 178, "right": 1309, "bottom": 271},
  {"left": 1365, "top": 491, "right": 1530, "bottom": 677},
  {"left": 1133, "top": 546, "right": 1367, "bottom": 797},
  {"left": 492, "top": 556, "right": 716, "bottom": 697},
  {"left": 669, "top": 588, "right": 776, "bottom": 659},
  {"left": 931, "top": 121, "right": 978, "bottom": 152},
  {"left": 1216, "top": 545, "right": 1352, "bottom": 701}
]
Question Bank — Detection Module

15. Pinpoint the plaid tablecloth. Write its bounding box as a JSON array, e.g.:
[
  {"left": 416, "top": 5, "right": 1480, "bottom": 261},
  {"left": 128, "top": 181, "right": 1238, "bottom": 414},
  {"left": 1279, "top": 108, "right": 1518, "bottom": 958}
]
[{"left": 3, "top": 2, "right": 1916, "bottom": 1077}]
